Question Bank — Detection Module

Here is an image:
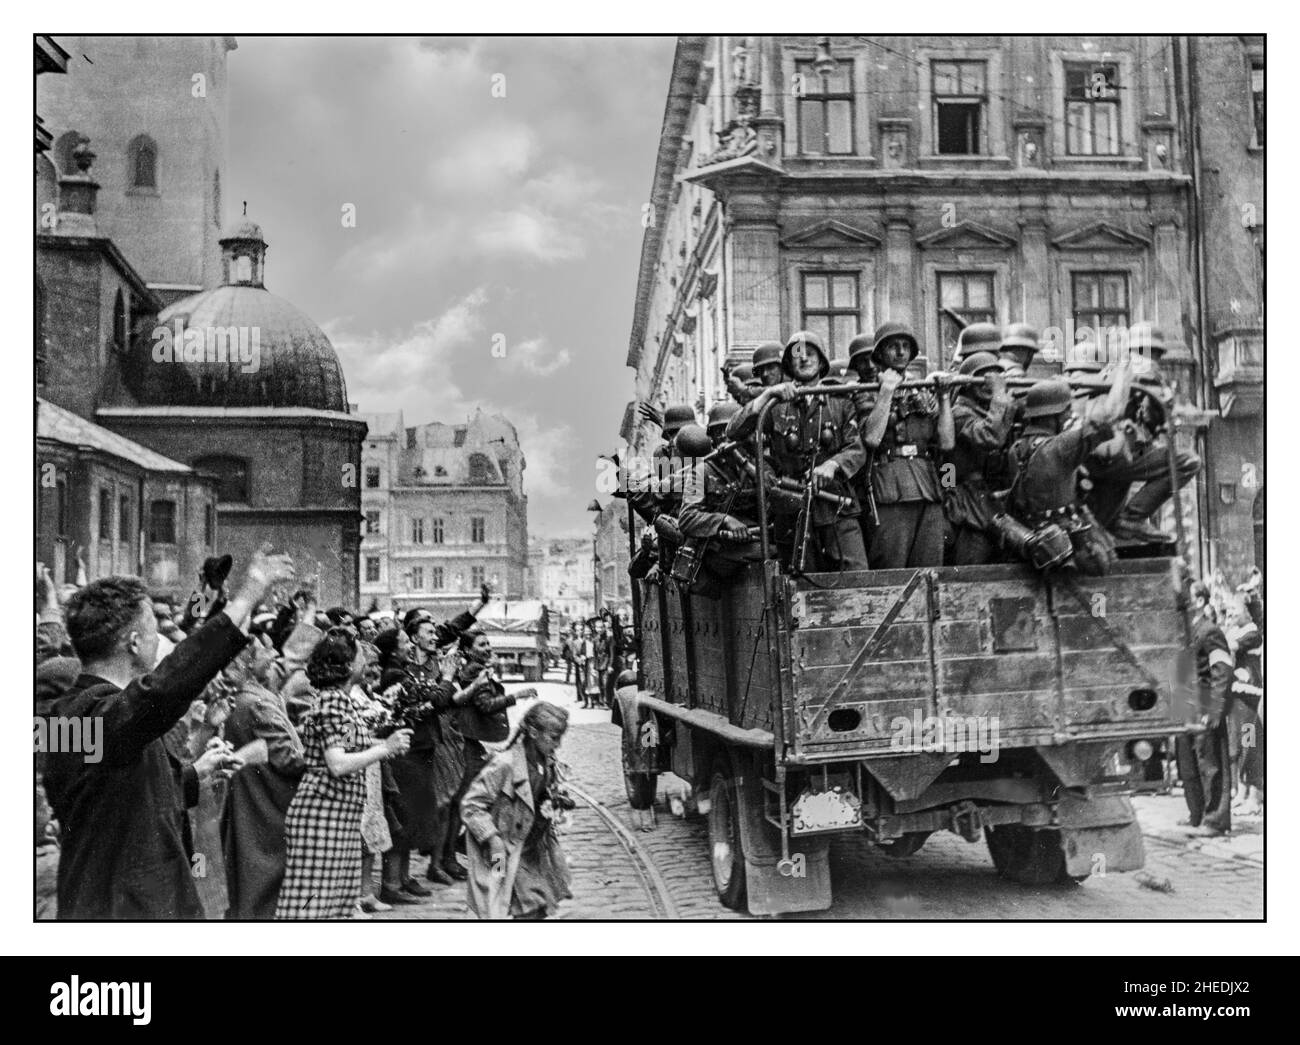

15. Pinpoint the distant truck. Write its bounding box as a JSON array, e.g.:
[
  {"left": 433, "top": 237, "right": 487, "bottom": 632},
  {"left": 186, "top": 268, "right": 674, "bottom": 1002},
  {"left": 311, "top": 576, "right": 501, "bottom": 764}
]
[
  {"left": 615, "top": 385, "right": 1192, "bottom": 916},
  {"left": 478, "top": 600, "right": 550, "bottom": 682}
]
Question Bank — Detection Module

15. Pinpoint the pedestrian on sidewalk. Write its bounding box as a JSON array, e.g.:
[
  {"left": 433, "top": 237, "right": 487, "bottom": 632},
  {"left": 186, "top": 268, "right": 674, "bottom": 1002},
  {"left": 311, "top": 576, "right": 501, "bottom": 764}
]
[
  {"left": 461, "top": 702, "right": 574, "bottom": 920},
  {"left": 1175, "top": 582, "right": 1234, "bottom": 838}
]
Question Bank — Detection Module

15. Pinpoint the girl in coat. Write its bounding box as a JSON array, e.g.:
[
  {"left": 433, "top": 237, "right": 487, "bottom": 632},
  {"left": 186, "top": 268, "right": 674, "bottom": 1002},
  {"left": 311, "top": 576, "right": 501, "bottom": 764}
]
[{"left": 461, "top": 702, "right": 574, "bottom": 920}]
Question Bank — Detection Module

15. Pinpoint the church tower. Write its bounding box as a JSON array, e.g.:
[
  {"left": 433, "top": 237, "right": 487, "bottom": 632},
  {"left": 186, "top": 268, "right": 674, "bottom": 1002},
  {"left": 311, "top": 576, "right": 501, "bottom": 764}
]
[{"left": 37, "top": 36, "right": 236, "bottom": 306}]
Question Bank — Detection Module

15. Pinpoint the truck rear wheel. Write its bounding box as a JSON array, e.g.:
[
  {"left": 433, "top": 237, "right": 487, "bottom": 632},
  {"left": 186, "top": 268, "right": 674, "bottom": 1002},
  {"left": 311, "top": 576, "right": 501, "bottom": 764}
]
[
  {"left": 707, "top": 756, "right": 747, "bottom": 910},
  {"left": 985, "top": 825, "right": 1083, "bottom": 885},
  {"left": 621, "top": 728, "right": 657, "bottom": 810}
]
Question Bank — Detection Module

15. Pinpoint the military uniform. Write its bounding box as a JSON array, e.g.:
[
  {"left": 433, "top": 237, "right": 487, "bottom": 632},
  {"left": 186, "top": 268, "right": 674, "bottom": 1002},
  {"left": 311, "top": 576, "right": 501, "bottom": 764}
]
[
  {"left": 1084, "top": 376, "right": 1200, "bottom": 541},
  {"left": 727, "top": 335, "right": 868, "bottom": 572},
  {"left": 1007, "top": 385, "right": 1117, "bottom": 576},
  {"left": 857, "top": 323, "right": 948, "bottom": 568},
  {"left": 944, "top": 354, "right": 1018, "bottom": 565},
  {"left": 676, "top": 442, "right": 767, "bottom": 581}
]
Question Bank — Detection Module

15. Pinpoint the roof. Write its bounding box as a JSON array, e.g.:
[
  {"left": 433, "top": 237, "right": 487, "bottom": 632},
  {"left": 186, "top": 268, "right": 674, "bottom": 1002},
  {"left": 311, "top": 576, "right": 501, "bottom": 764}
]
[
  {"left": 128, "top": 284, "right": 349, "bottom": 412},
  {"left": 38, "top": 398, "right": 194, "bottom": 473},
  {"left": 627, "top": 36, "right": 708, "bottom": 371},
  {"left": 357, "top": 412, "right": 404, "bottom": 438}
]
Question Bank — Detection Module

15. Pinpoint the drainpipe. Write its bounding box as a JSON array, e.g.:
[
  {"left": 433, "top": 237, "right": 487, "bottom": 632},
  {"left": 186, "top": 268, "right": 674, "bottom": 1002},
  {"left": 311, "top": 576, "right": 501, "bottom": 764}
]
[{"left": 1175, "top": 35, "right": 1215, "bottom": 572}]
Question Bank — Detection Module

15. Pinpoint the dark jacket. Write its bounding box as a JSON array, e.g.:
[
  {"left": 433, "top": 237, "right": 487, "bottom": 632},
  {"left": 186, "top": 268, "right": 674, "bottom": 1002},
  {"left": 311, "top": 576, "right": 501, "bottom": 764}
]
[
  {"left": 456, "top": 660, "right": 516, "bottom": 743},
  {"left": 39, "top": 613, "right": 248, "bottom": 920},
  {"left": 1193, "top": 614, "right": 1234, "bottom": 723}
]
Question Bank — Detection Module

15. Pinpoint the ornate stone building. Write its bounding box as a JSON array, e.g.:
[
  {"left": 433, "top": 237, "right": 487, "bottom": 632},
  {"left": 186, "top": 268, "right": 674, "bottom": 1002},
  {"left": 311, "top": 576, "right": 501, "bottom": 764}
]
[
  {"left": 36, "top": 35, "right": 235, "bottom": 307},
  {"left": 627, "top": 35, "right": 1264, "bottom": 574},
  {"left": 356, "top": 410, "right": 529, "bottom": 615}
]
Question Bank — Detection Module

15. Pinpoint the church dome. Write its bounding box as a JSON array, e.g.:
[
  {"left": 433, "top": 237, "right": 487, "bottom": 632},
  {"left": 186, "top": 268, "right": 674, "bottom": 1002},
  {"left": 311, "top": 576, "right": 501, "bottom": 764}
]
[{"left": 127, "top": 216, "right": 349, "bottom": 412}]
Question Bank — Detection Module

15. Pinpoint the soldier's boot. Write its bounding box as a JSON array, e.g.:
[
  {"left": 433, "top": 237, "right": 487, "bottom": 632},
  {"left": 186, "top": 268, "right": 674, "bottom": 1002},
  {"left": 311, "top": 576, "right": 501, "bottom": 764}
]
[{"left": 1111, "top": 512, "right": 1171, "bottom": 544}]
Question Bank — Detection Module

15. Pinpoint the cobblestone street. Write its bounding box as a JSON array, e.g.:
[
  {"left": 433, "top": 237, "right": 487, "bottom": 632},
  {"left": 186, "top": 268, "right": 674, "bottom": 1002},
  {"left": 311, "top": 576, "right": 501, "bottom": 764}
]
[{"left": 369, "top": 677, "right": 1263, "bottom": 921}]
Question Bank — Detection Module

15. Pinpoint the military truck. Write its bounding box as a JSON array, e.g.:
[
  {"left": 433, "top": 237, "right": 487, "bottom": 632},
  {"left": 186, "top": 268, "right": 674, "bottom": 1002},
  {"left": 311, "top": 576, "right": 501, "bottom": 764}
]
[
  {"left": 615, "top": 385, "right": 1191, "bottom": 916},
  {"left": 478, "top": 600, "right": 550, "bottom": 682}
]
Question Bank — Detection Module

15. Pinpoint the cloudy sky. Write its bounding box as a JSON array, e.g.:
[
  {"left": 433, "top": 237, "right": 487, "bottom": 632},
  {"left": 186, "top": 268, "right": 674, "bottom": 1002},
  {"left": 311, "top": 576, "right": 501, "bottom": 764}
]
[{"left": 225, "top": 36, "right": 676, "bottom": 537}]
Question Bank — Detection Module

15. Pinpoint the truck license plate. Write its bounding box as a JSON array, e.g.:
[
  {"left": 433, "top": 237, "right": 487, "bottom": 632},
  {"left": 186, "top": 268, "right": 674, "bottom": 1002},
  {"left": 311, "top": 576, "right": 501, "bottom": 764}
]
[{"left": 792, "top": 787, "right": 863, "bottom": 835}]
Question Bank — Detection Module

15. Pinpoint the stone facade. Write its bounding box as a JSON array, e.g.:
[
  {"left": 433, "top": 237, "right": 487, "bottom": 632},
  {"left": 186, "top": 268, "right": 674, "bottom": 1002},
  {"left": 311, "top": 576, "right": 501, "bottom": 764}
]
[
  {"left": 627, "top": 35, "right": 1267, "bottom": 573},
  {"left": 357, "top": 410, "right": 529, "bottom": 615},
  {"left": 1189, "top": 36, "right": 1264, "bottom": 578},
  {"left": 37, "top": 36, "right": 234, "bottom": 306},
  {"left": 528, "top": 537, "right": 595, "bottom": 623},
  {"left": 592, "top": 501, "right": 632, "bottom": 615}
]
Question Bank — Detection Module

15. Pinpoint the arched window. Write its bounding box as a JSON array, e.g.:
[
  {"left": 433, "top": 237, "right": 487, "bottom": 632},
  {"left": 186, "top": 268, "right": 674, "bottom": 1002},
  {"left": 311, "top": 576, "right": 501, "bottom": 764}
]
[
  {"left": 193, "top": 455, "right": 250, "bottom": 503},
  {"left": 54, "top": 131, "right": 84, "bottom": 176},
  {"left": 128, "top": 134, "right": 158, "bottom": 190}
]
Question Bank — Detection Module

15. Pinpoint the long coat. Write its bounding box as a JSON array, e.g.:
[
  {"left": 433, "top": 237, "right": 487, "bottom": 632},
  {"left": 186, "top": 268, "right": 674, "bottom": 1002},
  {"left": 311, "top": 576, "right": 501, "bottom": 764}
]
[
  {"left": 39, "top": 614, "right": 247, "bottom": 919},
  {"left": 461, "top": 744, "right": 572, "bottom": 920}
]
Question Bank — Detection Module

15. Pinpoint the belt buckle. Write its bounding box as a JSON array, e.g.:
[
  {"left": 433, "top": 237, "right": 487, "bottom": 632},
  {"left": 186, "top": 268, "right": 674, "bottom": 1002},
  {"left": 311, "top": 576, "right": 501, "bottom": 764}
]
[{"left": 897, "top": 444, "right": 918, "bottom": 459}]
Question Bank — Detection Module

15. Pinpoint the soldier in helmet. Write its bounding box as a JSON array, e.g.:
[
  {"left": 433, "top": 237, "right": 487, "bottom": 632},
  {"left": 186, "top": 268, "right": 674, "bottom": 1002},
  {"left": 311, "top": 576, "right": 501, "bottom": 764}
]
[
  {"left": 706, "top": 400, "right": 740, "bottom": 448},
  {"left": 857, "top": 322, "right": 954, "bottom": 568},
  {"left": 1084, "top": 356, "right": 1201, "bottom": 545},
  {"left": 1003, "top": 361, "right": 1134, "bottom": 575},
  {"left": 727, "top": 331, "right": 868, "bottom": 571},
  {"left": 624, "top": 403, "right": 696, "bottom": 524},
  {"left": 999, "top": 322, "right": 1040, "bottom": 374},
  {"left": 723, "top": 363, "right": 757, "bottom": 406},
  {"left": 944, "top": 351, "right": 1019, "bottom": 565},
  {"left": 676, "top": 423, "right": 764, "bottom": 585},
  {"left": 752, "top": 341, "right": 785, "bottom": 387},
  {"left": 950, "top": 321, "right": 1003, "bottom": 369}
]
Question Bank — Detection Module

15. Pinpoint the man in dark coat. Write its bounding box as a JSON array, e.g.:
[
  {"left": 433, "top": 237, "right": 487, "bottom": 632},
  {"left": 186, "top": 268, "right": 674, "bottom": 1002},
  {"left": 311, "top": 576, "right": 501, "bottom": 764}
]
[
  {"left": 39, "top": 545, "right": 294, "bottom": 919},
  {"left": 1176, "top": 583, "right": 1235, "bottom": 836}
]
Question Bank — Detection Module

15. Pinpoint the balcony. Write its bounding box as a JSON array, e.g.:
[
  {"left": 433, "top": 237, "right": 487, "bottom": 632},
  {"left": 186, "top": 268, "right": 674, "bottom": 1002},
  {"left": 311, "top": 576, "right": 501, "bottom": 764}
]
[{"left": 1213, "top": 327, "right": 1264, "bottom": 418}]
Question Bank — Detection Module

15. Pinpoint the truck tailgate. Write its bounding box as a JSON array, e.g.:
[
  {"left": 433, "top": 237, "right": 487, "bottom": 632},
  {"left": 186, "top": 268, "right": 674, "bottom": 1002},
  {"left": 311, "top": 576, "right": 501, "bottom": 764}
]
[{"left": 786, "top": 559, "right": 1185, "bottom": 761}]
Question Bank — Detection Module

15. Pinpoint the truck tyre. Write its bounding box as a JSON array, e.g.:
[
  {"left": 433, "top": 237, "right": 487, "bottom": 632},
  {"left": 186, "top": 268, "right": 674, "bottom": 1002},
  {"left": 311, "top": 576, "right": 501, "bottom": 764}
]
[
  {"left": 621, "top": 727, "right": 657, "bottom": 811},
  {"left": 985, "top": 825, "right": 1082, "bottom": 885},
  {"left": 707, "top": 753, "right": 747, "bottom": 911}
]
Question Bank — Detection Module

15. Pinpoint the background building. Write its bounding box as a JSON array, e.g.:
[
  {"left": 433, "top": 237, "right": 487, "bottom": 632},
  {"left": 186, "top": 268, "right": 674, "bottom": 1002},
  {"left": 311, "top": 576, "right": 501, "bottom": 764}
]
[
  {"left": 628, "top": 35, "right": 1263, "bottom": 577},
  {"left": 591, "top": 500, "right": 632, "bottom": 616},
  {"left": 37, "top": 36, "right": 235, "bottom": 306},
  {"left": 527, "top": 536, "right": 595, "bottom": 623},
  {"left": 357, "top": 409, "right": 529, "bottom": 615},
  {"left": 1187, "top": 36, "right": 1264, "bottom": 578}
]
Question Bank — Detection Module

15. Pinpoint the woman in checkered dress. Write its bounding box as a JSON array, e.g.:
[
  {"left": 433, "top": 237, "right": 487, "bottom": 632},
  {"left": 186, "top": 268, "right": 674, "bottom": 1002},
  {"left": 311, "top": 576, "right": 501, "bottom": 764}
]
[{"left": 276, "top": 629, "right": 411, "bottom": 920}]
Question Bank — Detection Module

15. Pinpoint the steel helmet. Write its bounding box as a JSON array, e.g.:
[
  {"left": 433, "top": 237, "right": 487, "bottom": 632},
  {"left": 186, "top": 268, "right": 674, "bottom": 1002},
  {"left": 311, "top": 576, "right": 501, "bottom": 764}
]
[
  {"left": 706, "top": 400, "right": 740, "bottom": 430},
  {"left": 955, "top": 322, "right": 1002, "bottom": 360},
  {"left": 958, "top": 351, "right": 1002, "bottom": 377},
  {"left": 1022, "top": 379, "right": 1073, "bottom": 418},
  {"left": 783, "top": 330, "right": 830, "bottom": 378},
  {"left": 672, "top": 423, "right": 713, "bottom": 460},
  {"left": 1129, "top": 324, "right": 1169, "bottom": 361},
  {"left": 661, "top": 404, "right": 696, "bottom": 438},
  {"left": 1000, "top": 323, "right": 1040, "bottom": 356},
  {"left": 846, "top": 332, "right": 876, "bottom": 367},
  {"left": 871, "top": 321, "right": 920, "bottom": 365},
  {"left": 752, "top": 341, "right": 784, "bottom": 371},
  {"left": 731, "top": 363, "right": 755, "bottom": 385},
  {"left": 998, "top": 359, "right": 1026, "bottom": 376}
]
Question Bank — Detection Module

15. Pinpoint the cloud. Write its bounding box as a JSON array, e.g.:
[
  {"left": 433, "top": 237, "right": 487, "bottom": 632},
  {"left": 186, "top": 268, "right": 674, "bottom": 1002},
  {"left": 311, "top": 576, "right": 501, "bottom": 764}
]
[
  {"left": 509, "top": 337, "right": 571, "bottom": 376},
  {"left": 429, "top": 122, "right": 537, "bottom": 194},
  {"left": 473, "top": 207, "right": 586, "bottom": 262}
]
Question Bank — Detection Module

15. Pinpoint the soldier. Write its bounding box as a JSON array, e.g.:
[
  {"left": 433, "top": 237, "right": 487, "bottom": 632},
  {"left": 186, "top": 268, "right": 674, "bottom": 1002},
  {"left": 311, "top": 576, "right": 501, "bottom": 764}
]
[
  {"left": 944, "top": 351, "right": 1018, "bottom": 565},
  {"left": 1084, "top": 368, "right": 1201, "bottom": 544},
  {"left": 1175, "top": 581, "right": 1234, "bottom": 837},
  {"left": 999, "top": 322, "right": 1040, "bottom": 374},
  {"left": 950, "top": 321, "right": 1002, "bottom": 368},
  {"left": 844, "top": 333, "right": 880, "bottom": 548},
  {"left": 1002, "top": 362, "right": 1133, "bottom": 575},
  {"left": 723, "top": 363, "right": 757, "bottom": 406},
  {"left": 727, "top": 331, "right": 868, "bottom": 572},
  {"left": 706, "top": 400, "right": 740, "bottom": 448},
  {"left": 857, "top": 322, "right": 954, "bottom": 568},
  {"left": 675, "top": 423, "right": 764, "bottom": 584},
  {"left": 752, "top": 341, "right": 785, "bottom": 387}
]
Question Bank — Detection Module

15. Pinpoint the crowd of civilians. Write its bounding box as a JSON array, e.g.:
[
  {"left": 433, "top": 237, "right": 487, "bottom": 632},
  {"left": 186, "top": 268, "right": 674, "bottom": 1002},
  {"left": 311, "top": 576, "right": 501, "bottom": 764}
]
[{"left": 35, "top": 547, "right": 573, "bottom": 921}]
